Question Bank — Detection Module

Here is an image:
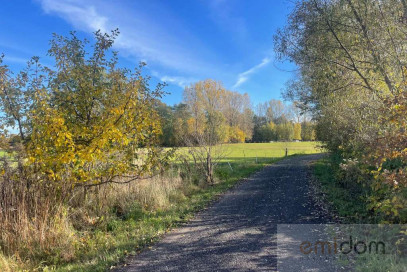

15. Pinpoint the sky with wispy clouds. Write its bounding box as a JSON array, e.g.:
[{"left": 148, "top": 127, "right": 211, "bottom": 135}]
[{"left": 0, "top": 0, "right": 296, "bottom": 105}]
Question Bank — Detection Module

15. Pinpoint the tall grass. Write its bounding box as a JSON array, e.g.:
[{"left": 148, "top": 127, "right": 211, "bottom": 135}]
[
  {"left": 0, "top": 160, "right": 76, "bottom": 267},
  {"left": 0, "top": 161, "right": 199, "bottom": 270}
]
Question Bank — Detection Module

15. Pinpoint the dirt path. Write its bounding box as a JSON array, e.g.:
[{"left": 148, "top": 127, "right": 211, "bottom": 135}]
[{"left": 113, "top": 154, "right": 339, "bottom": 271}]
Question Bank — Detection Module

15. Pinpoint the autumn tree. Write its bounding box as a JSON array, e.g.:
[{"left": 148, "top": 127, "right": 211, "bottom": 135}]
[
  {"left": 301, "top": 121, "right": 315, "bottom": 141},
  {"left": 222, "top": 92, "right": 253, "bottom": 141},
  {"left": 0, "top": 30, "right": 167, "bottom": 187},
  {"left": 274, "top": 0, "right": 406, "bottom": 152},
  {"left": 182, "top": 79, "right": 229, "bottom": 184}
]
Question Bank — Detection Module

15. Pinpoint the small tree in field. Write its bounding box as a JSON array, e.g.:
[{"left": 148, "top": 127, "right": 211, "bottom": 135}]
[
  {"left": 0, "top": 30, "right": 167, "bottom": 187},
  {"left": 183, "top": 80, "right": 228, "bottom": 185}
]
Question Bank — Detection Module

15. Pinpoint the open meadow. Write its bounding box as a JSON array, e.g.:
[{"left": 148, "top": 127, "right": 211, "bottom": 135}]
[
  {"left": 220, "top": 141, "right": 322, "bottom": 162},
  {"left": 176, "top": 141, "right": 323, "bottom": 163}
]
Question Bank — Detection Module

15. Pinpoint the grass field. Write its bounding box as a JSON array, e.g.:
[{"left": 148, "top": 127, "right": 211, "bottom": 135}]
[
  {"left": 177, "top": 141, "right": 324, "bottom": 164},
  {"left": 221, "top": 142, "right": 323, "bottom": 162}
]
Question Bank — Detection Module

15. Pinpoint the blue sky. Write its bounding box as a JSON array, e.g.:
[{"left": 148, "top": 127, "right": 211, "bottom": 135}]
[{"left": 0, "top": 0, "right": 296, "bottom": 106}]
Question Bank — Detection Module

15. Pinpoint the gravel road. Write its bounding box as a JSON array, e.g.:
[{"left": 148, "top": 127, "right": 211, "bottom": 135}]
[{"left": 113, "top": 154, "right": 340, "bottom": 272}]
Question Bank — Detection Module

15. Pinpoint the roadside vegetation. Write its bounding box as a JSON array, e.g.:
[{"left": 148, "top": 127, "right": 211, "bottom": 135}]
[
  {"left": 274, "top": 1, "right": 407, "bottom": 270},
  {"left": 275, "top": 0, "right": 407, "bottom": 225},
  {"left": 313, "top": 155, "right": 407, "bottom": 272}
]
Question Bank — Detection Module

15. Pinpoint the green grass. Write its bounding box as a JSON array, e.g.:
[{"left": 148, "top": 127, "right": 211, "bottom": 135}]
[
  {"left": 177, "top": 141, "right": 323, "bottom": 164},
  {"left": 222, "top": 141, "right": 322, "bottom": 161},
  {"left": 25, "top": 142, "right": 323, "bottom": 271}
]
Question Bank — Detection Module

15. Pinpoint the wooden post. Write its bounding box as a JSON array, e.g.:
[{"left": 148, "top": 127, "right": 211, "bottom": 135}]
[{"left": 285, "top": 148, "right": 288, "bottom": 157}]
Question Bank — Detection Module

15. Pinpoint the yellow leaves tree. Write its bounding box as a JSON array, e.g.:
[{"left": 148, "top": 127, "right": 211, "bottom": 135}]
[
  {"left": 268, "top": 120, "right": 276, "bottom": 132},
  {"left": 228, "top": 126, "right": 246, "bottom": 143},
  {"left": 182, "top": 80, "right": 229, "bottom": 184},
  {"left": 0, "top": 30, "right": 167, "bottom": 187},
  {"left": 365, "top": 86, "right": 407, "bottom": 221},
  {"left": 184, "top": 79, "right": 253, "bottom": 143}
]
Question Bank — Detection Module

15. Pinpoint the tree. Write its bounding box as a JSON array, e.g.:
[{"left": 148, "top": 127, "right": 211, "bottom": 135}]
[
  {"left": 154, "top": 100, "right": 174, "bottom": 146},
  {"left": 0, "top": 30, "right": 167, "bottom": 187},
  {"left": 252, "top": 115, "right": 267, "bottom": 142},
  {"left": 293, "top": 123, "right": 302, "bottom": 140},
  {"left": 182, "top": 80, "right": 228, "bottom": 185},
  {"left": 276, "top": 122, "right": 294, "bottom": 141},
  {"left": 266, "top": 99, "right": 285, "bottom": 123},
  {"left": 301, "top": 121, "right": 315, "bottom": 141},
  {"left": 274, "top": 0, "right": 406, "bottom": 152},
  {"left": 274, "top": 0, "right": 407, "bottom": 222},
  {"left": 228, "top": 126, "right": 246, "bottom": 143}
]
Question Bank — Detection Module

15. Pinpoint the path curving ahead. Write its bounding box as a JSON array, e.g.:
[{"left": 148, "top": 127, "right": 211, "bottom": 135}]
[{"left": 113, "top": 154, "right": 337, "bottom": 272}]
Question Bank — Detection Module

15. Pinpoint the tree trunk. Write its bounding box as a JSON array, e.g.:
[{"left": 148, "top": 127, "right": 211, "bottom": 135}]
[{"left": 206, "top": 153, "right": 214, "bottom": 185}]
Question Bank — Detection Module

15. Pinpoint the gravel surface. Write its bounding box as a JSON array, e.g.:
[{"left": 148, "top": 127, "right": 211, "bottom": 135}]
[{"left": 113, "top": 154, "right": 340, "bottom": 272}]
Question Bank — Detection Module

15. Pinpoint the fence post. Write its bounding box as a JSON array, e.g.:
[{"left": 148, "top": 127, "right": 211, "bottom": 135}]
[{"left": 285, "top": 148, "right": 288, "bottom": 157}]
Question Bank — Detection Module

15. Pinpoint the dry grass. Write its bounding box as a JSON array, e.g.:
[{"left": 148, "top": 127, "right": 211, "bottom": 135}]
[
  {"left": 0, "top": 162, "right": 76, "bottom": 268},
  {"left": 69, "top": 170, "right": 195, "bottom": 227},
  {"left": 0, "top": 162, "right": 195, "bottom": 270}
]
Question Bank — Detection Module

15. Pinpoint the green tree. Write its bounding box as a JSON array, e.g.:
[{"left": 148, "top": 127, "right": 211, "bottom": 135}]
[
  {"left": 276, "top": 122, "right": 294, "bottom": 141},
  {"left": 301, "top": 121, "right": 315, "bottom": 141},
  {"left": 274, "top": 0, "right": 407, "bottom": 222},
  {"left": 293, "top": 123, "right": 302, "bottom": 140}
]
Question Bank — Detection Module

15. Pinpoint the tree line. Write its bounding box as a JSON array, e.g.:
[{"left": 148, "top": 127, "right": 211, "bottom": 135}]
[{"left": 154, "top": 80, "right": 315, "bottom": 147}]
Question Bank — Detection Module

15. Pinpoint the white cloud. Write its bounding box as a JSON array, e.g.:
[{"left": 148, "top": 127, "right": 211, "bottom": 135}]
[
  {"left": 160, "top": 76, "right": 190, "bottom": 88},
  {"left": 233, "top": 57, "right": 271, "bottom": 89},
  {"left": 151, "top": 71, "right": 195, "bottom": 88},
  {"left": 36, "top": 0, "right": 269, "bottom": 91},
  {"left": 39, "top": 0, "right": 108, "bottom": 32},
  {"left": 37, "top": 0, "right": 220, "bottom": 77}
]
